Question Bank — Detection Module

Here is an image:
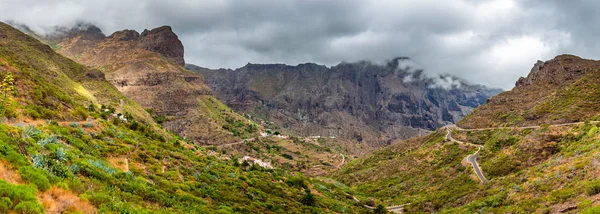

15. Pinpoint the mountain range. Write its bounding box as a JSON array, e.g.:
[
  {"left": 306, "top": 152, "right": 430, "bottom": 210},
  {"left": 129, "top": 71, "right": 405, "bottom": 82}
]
[{"left": 189, "top": 58, "right": 501, "bottom": 148}]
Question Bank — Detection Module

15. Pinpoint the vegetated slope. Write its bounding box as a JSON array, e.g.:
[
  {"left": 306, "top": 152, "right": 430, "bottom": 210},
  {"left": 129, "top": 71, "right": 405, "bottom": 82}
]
[
  {"left": 189, "top": 59, "right": 501, "bottom": 148},
  {"left": 0, "top": 22, "right": 367, "bottom": 213},
  {"left": 459, "top": 54, "right": 600, "bottom": 128},
  {"left": 336, "top": 122, "right": 600, "bottom": 213},
  {"left": 335, "top": 55, "right": 600, "bottom": 213},
  {"left": 216, "top": 135, "right": 353, "bottom": 177},
  {"left": 40, "top": 22, "right": 257, "bottom": 145}
]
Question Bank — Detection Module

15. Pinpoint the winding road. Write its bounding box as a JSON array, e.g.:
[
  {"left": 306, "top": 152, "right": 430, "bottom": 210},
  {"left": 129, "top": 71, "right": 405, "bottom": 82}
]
[
  {"left": 445, "top": 126, "right": 487, "bottom": 183},
  {"left": 444, "top": 121, "right": 600, "bottom": 183}
]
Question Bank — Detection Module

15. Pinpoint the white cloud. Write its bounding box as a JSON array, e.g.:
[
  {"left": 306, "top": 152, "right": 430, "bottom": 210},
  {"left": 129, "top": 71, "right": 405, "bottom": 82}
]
[{"left": 0, "top": 0, "right": 593, "bottom": 89}]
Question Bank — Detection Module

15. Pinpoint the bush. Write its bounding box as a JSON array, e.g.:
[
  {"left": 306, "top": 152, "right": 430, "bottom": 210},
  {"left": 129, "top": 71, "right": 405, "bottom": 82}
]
[
  {"left": 74, "top": 107, "right": 88, "bottom": 120},
  {"left": 300, "top": 189, "right": 316, "bottom": 206},
  {"left": 286, "top": 176, "right": 307, "bottom": 189},
  {"left": 373, "top": 204, "right": 387, "bottom": 214},
  {"left": 0, "top": 197, "right": 12, "bottom": 213},
  {"left": 586, "top": 180, "right": 600, "bottom": 196},
  {"left": 18, "top": 166, "right": 50, "bottom": 191},
  {"left": 13, "top": 201, "right": 44, "bottom": 214}
]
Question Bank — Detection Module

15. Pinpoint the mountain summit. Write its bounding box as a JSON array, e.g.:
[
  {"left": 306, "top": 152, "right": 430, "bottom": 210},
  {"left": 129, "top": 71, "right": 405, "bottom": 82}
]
[{"left": 459, "top": 54, "right": 600, "bottom": 128}]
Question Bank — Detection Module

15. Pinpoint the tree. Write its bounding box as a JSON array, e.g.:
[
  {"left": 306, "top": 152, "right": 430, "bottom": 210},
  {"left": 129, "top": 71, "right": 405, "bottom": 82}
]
[
  {"left": 300, "top": 189, "right": 316, "bottom": 206},
  {"left": 373, "top": 204, "right": 387, "bottom": 214},
  {"left": 0, "top": 72, "right": 16, "bottom": 118}
]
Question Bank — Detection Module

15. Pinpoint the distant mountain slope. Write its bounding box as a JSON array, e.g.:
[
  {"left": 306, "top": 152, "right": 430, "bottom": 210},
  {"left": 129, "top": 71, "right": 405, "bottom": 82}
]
[
  {"left": 459, "top": 54, "right": 600, "bottom": 128},
  {"left": 189, "top": 59, "right": 501, "bottom": 147},
  {"left": 37, "top": 23, "right": 257, "bottom": 145}
]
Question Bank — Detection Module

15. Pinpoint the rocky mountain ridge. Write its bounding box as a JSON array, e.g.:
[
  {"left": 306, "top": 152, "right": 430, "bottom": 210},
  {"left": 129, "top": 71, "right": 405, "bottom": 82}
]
[
  {"left": 459, "top": 54, "right": 600, "bottom": 128},
  {"left": 189, "top": 58, "right": 502, "bottom": 147}
]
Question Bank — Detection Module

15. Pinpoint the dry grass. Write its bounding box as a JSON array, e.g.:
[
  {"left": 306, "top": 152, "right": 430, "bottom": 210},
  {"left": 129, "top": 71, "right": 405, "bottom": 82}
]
[
  {"left": 39, "top": 187, "right": 97, "bottom": 214},
  {"left": 107, "top": 156, "right": 129, "bottom": 172},
  {"left": 0, "top": 161, "right": 22, "bottom": 184}
]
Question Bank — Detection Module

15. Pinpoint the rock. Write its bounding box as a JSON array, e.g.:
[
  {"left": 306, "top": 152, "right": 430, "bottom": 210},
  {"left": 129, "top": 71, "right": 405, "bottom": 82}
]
[{"left": 138, "top": 26, "right": 185, "bottom": 66}]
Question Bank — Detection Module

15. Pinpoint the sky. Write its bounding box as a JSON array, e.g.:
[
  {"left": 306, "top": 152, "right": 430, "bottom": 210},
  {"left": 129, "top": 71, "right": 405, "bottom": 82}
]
[{"left": 0, "top": 0, "right": 596, "bottom": 89}]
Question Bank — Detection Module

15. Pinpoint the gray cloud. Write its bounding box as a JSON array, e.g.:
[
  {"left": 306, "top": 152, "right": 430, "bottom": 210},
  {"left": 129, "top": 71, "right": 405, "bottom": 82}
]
[{"left": 0, "top": 0, "right": 596, "bottom": 89}]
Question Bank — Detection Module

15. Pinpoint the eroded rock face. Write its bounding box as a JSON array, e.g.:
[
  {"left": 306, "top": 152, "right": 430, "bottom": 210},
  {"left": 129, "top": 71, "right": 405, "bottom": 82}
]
[
  {"left": 516, "top": 55, "right": 586, "bottom": 87},
  {"left": 138, "top": 26, "right": 185, "bottom": 66},
  {"left": 189, "top": 59, "right": 502, "bottom": 146}
]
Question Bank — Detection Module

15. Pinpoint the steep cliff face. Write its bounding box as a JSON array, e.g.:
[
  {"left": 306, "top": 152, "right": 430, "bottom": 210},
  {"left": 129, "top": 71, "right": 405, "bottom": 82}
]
[
  {"left": 189, "top": 59, "right": 501, "bottom": 146},
  {"left": 41, "top": 24, "right": 256, "bottom": 145},
  {"left": 459, "top": 54, "right": 600, "bottom": 128}
]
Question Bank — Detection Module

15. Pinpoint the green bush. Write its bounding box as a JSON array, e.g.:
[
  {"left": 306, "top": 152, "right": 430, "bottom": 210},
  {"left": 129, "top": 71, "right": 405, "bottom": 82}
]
[
  {"left": 0, "top": 181, "right": 41, "bottom": 214},
  {"left": 581, "top": 205, "right": 600, "bottom": 214},
  {"left": 586, "top": 180, "right": 600, "bottom": 196},
  {"left": 13, "top": 201, "right": 44, "bottom": 214},
  {"left": 18, "top": 166, "right": 50, "bottom": 191},
  {"left": 286, "top": 176, "right": 308, "bottom": 189},
  {"left": 549, "top": 188, "right": 576, "bottom": 203},
  {"left": 373, "top": 204, "right": 387, "bottom": 214},
  {"left": 300, "top": 189, "right": 316, "bottom": 206},
  {"left": 0, "top": 197, "right": 12, "bottom": 213}
]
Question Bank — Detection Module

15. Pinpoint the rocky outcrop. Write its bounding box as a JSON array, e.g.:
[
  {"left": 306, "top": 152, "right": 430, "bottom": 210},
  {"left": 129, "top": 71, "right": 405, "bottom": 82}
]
[
  {"left": 138, "top": 26, "right": 184, "bottom": 66},
  {"left": 189, "top": 58, "right": 501, "bottom": 146},
  {"left": 459, "top": 54, "right": 600, "bottom": 128}
]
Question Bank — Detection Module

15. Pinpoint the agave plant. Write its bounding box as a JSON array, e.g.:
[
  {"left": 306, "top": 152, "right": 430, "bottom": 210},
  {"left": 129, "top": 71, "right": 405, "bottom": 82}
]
[
  {"left": 37, "top": 135, "right": 58, "bottom": 147},
  {"left": 56, "top": 147, "right": 67, "bottom": 162},
  {"left": 23, "top": 125, "right": 41, "bottom": 139},
  {"left": 31, "top": 154, "right": 46, "bottom": 169}
]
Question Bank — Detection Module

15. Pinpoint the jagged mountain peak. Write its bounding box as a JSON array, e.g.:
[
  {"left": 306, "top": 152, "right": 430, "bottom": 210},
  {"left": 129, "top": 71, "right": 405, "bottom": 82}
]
[
  {"left": 42, "top": 23, "right": 185, "bottom": 66},
  {"left": 459, "top": 54, "right": 600, "bottom": 128}
]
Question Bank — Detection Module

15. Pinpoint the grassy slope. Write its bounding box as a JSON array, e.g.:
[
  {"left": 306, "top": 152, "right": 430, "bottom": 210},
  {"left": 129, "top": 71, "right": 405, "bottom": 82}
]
[
  {"left": 336, "top": 120, "right": 600, "bottom": 213},
  {"left": 0, "top": 22, "right": 366, "bottom": 213}
]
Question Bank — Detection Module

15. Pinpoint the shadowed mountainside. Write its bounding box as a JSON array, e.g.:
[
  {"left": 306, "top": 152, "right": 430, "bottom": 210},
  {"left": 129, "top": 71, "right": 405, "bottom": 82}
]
[{"left": 189, "top": 59, "right": 502, "bottom": 147}]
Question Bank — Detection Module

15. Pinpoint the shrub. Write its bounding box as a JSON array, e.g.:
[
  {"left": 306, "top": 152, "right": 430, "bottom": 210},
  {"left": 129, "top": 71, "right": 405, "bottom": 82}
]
[
  {"left": 0, "top": 197, "right": 12, "bottom": 213},
  {"left": 300, "top": 189, "right": 316, "bottom": 206},
  {"left": 13, "top": 201, "right": 44, "bottom": 214},
  {"left": 373, "top": 204, "right": 387, "bottom": 214},
  {"left": 18, "top": 166, "right": 50, "bottom": 191},
  {"left": 281, "top": 153, "right": 293, "bottom": 160},
  {"left": 549, "top": 188, "right": 576, "bottom": 203},
  {"left": 74, "top": 107, "right": 88, "bottom": 120},
  {"left": 286, "top": 176, "right": 307, "bottom": 189},
  {"left": 586, "top": 180, "right": 600, "bottom": 196}
]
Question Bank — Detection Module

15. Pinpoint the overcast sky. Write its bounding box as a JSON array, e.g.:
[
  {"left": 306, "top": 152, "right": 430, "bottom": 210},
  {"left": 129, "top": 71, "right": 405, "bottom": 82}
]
[{"left": 0, "top": 0, "right": 597, "bottom": 89}]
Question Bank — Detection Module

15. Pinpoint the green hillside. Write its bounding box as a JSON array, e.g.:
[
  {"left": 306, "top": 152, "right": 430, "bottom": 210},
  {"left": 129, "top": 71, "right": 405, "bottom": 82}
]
[
  {"left": 0, "top": 22, "right": 365, "bottom": 213},
  {"left": 336, "top": 121, "right": 600, "bottom": 213}
]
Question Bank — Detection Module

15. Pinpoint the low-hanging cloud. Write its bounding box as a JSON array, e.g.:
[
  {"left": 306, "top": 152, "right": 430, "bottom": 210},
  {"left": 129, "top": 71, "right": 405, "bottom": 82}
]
[
  {"left": 0, "top": 0, "right": 596, "bottom": 90},
  {"left": 397, "top": 58, "right": 462, "bottom": 89}
]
